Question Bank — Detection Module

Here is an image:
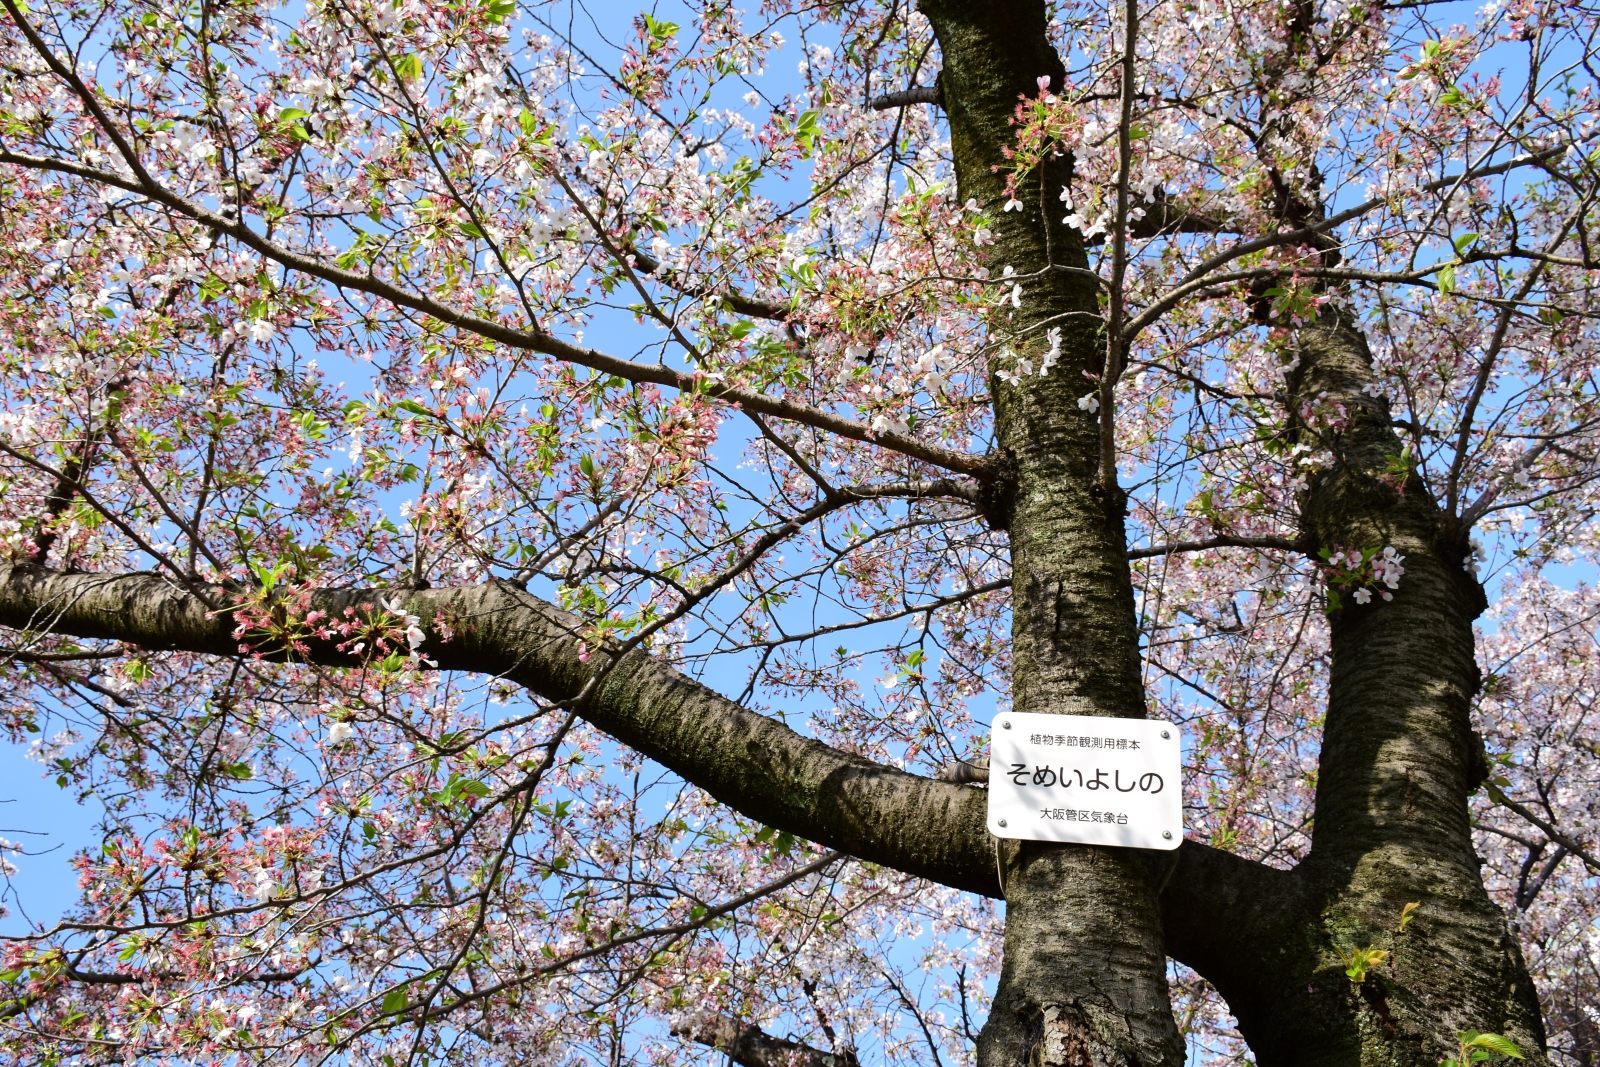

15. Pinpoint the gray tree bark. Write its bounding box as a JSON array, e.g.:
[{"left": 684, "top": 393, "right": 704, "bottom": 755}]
[
  {"left": 918, "top": 1, "right": 1186, "bottom": 1063},
  {"left": 1210, "top": 305, "right": 1549, "bottom": 1065}
]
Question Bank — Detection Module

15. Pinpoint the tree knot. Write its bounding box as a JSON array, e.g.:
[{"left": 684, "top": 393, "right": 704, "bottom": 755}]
[{"left": 977, "top": 451, "right": 1020, "bottom": 530}]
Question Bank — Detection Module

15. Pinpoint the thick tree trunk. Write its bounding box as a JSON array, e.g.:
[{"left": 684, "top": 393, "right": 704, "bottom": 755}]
[
  {"left": 922, "top": 2, "right": 1185, "bottom": 1063},
  {"left": 1204, "top": 306, "right": 1549, "bottom": 1065},
  {"left": 0, "top": 0, "right": 1562, "bottom": 1061},
  {"left": 921, "top": 1, "right": 1551, "bottom": 1062}
]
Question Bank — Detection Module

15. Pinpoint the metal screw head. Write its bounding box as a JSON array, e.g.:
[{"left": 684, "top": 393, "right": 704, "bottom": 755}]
[
  {"left": 1162, "top": 831, "right": 1173, "bottom": 840},
  {"left": 1161, "top": 729, "right": 1171, "bottom": 739},
  {"left": 1001, "top": 720, "right": 1012, "bottom": 729},
  {"left": 998, "top": 819, "right": 1008, "bottom": 828}
]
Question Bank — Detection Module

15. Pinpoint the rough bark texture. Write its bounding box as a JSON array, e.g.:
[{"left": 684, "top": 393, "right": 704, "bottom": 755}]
[
  {"left": 0, "top": 563, "right": 987, "bottom": 894},
  {"left": 671, "top": 1014, "right": 860, "bottom": 1067},
  {"left": 1211, "top": 305, "right": 1549, "bottom": 1065},
  {"left": 921, "top": 2, "right": 1185, "bottom": 1064}
]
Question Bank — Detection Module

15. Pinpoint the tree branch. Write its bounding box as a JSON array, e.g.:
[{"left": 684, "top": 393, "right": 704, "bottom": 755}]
[
  {"left": 671, "top": 1014, "right": 860, "bottom": 1067},
  {"left": 0, "top": 148, "right": 988, "bottom": 481},
  {"left": 870, "top": 85, "right": 940, "bottom": 110},
  {"left": 627, "top": 244, "right": 789, "bottom": 321},
  {"left": 0, "top": 562, "right": 994, "bottom": 895},
  {"left": 1127, "top": 534, "right": 1304, "bottom": 559},
  {"left": 1485, "top": 782, "right": 1600, "bottom": 876},
  {"left": 0, "top": 562, "right": 1286, "bottom": 997},
  {"left": 1159, "top": 841, "right": 1305, "bottom": 1001}
]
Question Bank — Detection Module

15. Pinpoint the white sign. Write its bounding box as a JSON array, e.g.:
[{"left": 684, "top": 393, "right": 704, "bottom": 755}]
[{"left": 987, "top": 712, "right": 1182, "bottom": 850}]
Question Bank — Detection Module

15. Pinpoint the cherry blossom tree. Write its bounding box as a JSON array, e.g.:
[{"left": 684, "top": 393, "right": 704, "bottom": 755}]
[{"left": 0, "top": 0, "right": 1596, "bottom": 1063}]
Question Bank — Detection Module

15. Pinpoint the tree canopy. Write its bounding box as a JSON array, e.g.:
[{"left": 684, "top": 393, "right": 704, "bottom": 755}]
[{"left": 0, "top": 0, "right": 1596, "bottom": 1064}]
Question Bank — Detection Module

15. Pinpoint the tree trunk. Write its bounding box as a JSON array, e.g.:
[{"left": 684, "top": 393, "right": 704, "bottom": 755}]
[
  {"left": 921, "top": 1, "right": 1551, "bottom": 1063},
  {"left": 0, "top": 0, "right": 1563, "bottom": 1061},
  {"left": 923, "top": 2, "right": 1186, "bottom": 1063},
  {"left": 1224, "top": 306, "right": 1547, "bottom": 1066}
]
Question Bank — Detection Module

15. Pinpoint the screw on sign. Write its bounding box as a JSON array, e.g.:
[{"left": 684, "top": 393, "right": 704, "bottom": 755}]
[{"left": 987, "top": 712, "right": 1183, "bottom": 850}]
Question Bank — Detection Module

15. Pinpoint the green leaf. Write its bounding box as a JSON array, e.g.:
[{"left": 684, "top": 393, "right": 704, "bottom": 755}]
[
  {"left": 457, "top": 220, "right": 487, "bottom": 239},
  {"left": 1462, "top": 1033, "right": 1524, "bottom": 1060},
  {"left": 1453, "top": 232, "right": 1480, "bottom": 255},
  {"left": 380, "top": 988, "right": 408, "bottom": 1015},
  {"left": 794, "top": 109, "right": 821, "bottom": 156},
  {"left": 1436, "top": 263, "right": 1457, "bottom": 294},
  {"left": 641, "top": 13, "right": 679, "bottom": 48},
  {"left": 394, "top": 54, "right": 423, "bottom": 81},
  {"left": 1343, "top": 946, "right": 1387, "bottom": 982},
  {"left": 395, "top": 399, "right": 433, "bottom": 417},
  {"left": 278, "top": 107, "right": 310, "bottom": 124},
  {"left": 219, "top": 762, "right": 253, "bottom": 780}
]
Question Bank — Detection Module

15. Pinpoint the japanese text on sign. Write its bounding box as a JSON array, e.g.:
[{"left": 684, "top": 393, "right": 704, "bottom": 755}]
[
  {"left": 987, "top": 713, "right": 1183, "bottom": 850},
  {"left": 1005, "top": 764, "right": 1165, "bottom": 793}
]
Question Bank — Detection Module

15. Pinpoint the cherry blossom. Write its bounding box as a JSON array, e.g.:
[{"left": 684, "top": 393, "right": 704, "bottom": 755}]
[{"left": 0, "top": 0, "right": 1594, "bottom": 1062}]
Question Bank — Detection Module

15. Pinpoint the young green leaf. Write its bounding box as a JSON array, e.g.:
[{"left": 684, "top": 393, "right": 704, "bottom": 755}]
[{"left": 1461, "top": 1032, "right": 1523, "bottom": 1060}]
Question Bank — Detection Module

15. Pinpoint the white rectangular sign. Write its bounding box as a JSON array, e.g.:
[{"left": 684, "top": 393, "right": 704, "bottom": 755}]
[{"left": 987, "top": 712, "right": 1183, "bottom": 850}]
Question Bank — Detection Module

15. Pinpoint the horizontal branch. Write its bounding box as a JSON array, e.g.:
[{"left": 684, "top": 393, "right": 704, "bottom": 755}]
[
  {"left": 1157, "top": 839, "right": 1307, "bottom": 1017},
  {"left": 1127, "top": 534, "right": 1305, "bottom": 559},
  {"left": 0, "top": 563, "right": 995, "bottom": 895},
  {"left": 0, "top": 564, "right": 1290, "bottom": 992},
  {"left": 870, "top": 86, "right": 940, "bottom": 110},
  {"left": 1122, "top": 140, "right": 1584, "bottom": 342},
  {"left": 627, "top": 245, "right": 789, "bottom": 321},
  {"left": 1085, "top": 190, "right": 1243, "bottom": 246}
]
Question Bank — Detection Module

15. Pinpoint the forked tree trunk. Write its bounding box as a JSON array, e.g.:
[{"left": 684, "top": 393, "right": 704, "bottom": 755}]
[
  {"left": 922, "top": 2, "right": 1549, "bottom": 1064},
  {"left": 1205, "top": 308, "right": 1548, "bottom": 1065},
  {"left": 0, "top": 0, "right": 1558, "bottom": 1061}
]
